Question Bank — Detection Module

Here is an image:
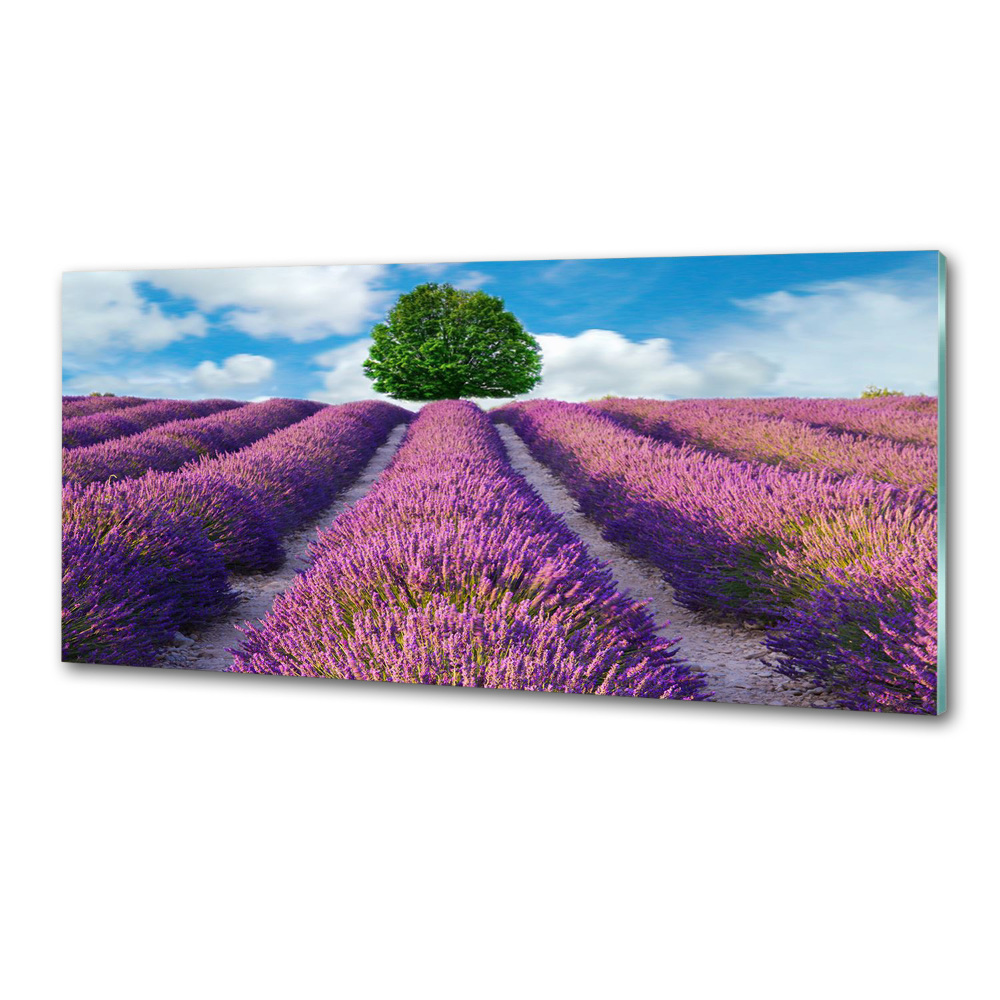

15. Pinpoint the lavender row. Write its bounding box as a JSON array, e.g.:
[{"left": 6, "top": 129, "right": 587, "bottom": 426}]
[
  {"left": 682, "top": 395, "right": 938, "bottom": 447},
  {"left": 63, "top": 485, "right": 238, "bottom": 668},
  {"left": 157, "top": 399, "right": 412, "bottom": 572},
  {"left": 62, "top": 397, "right": 324, "bottom": 485},
  {"left": 231, "top": 401, "right": 707, "bottom": 700},
  {"left": 63, "top": 397, "right": 246, "bottom": 450},
  {"left": 62, "top": 395, "right": 149, "bottom": 420},
  {"left": 62, "top": 400, "right": 411, "bottom": 667},
  {"left": 591, "top": 397, "right": 937, "bottom": 491},
  {"left": 492, "top": 400, "right": 937, "bottom": 713}
]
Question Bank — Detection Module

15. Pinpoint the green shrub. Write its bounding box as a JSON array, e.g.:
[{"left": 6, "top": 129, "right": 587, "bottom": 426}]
[{"left": 861, "top": 385, "right": 904, "bottom": 398}]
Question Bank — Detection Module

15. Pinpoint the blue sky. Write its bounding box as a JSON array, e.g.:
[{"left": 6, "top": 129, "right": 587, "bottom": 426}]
[{"left": 62, "top": 251, "right": 941, "bottom": 404}]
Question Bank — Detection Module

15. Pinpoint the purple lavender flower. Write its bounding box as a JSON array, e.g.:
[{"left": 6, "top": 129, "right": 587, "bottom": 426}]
[
  {"left": 492, "top": 399, "right": 937, "bottom": 713},
  {"left": 62, "top": 401, "right": 412, "bottom": 665},
  {"left": 592, "top": 396, "right": 937, "bottom": 490},
  {"left": 62, "top": 395, "right": 148, "bottom": 420},
  {"left": 63, "top": 398, "right": 245, "bottom": 449},
  {"left": 62, "top": 398, "right": 326, "bottom": 486},
  {"left": 231, "top": 401, "right": 707, "bottom": 701},
  {"left": 62, "top": 481, "right": 236, "bottom": 666}
]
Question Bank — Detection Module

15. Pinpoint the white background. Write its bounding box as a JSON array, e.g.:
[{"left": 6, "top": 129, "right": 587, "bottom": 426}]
[{"left": 4, "top": 2, "right": 996, "bottom": 998}]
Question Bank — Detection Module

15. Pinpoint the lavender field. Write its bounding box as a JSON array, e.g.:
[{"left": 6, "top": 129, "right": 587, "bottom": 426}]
[{"left": 62, "top": 392, "right": 940, "bottom": 713}]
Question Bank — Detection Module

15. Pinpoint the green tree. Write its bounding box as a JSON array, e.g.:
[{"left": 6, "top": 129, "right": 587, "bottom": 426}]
[
  {"left": 362, "top": 283, "right": 543, "bottom": 401},
  {"left": 861, "top": 385, "right": 904, "bottom": 398}
]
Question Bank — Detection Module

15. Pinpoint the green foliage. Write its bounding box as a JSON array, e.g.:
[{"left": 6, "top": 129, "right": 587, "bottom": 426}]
[
  {"left": 362, "top": 283, "right": 543, "bottom": 401},
  {"left": 861, "top": 385, "right": 904, "bottom": 398},
  {"left": 87, "top": 391, "right": 116, "bottom": 397}
]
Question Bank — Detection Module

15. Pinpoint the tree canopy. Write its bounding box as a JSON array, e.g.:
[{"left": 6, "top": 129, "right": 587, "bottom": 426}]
[{"left": 362, "top": 283, "right": 543, "bottom": 401}]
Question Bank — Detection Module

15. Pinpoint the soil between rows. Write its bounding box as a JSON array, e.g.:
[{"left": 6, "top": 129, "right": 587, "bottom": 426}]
[
  {"left": 155, "top": 422, "right": 411, "bottom": 673},
  {"left": 495, "top": 424, "right": 832, "bottom": 708},
  {"left": 158, "top": 418, "right": 834, "bottom": 707}
]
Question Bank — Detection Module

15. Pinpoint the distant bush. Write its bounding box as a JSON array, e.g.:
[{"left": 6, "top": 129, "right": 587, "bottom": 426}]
[
  {"left": 861, "top": 385, "right": 904, "bottom": 398},
  {"left": 87, "top": 391, "right": 116, "bottom": 397}
]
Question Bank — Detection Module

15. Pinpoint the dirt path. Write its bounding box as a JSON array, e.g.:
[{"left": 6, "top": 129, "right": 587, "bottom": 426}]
[
  {"left": 495, "top": 424, "right": 833, "bottom": 708},
  {"left": 156, "top": 422, "right": 410, "bottom": 673},
  {"left": 157, "top": 417, "right": 832, "bottom": 707}
]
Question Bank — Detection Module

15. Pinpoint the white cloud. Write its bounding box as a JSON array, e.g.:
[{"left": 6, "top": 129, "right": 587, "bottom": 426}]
[
  {"left": 716, "top": 275, "right": 938, "bottom": 396},
  {"left": 194, "top": 354, "right": 275, "bottom": 391},
  {"left": 501, "top": 330, "right": 779, "bottom": 402},
  {"left": 312, "top": 339, "right": 418, "bottom": 408},
  {"left": 137, "top": 264, "right": 392, "bottom": 342},
  {"left": 507, "top": 274, "right": 937, "bottom": 403},
  {"left": 63, "top": 271, "right": 207, "bottom": 353},
  {"left": 696, "top": 350, "right": 783, "bottom": 396},
  {"left": 529, "top": 330, "right": 701, "bottom": 399},
  {"left": 451, "top": 270, "right": 494, "bottom": 291},
  {"left": 63, "top": 353, "right": 277, "bottom": 401},
  {"left": 63, "top": 366, "right": 201, "bottom": 399}
]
